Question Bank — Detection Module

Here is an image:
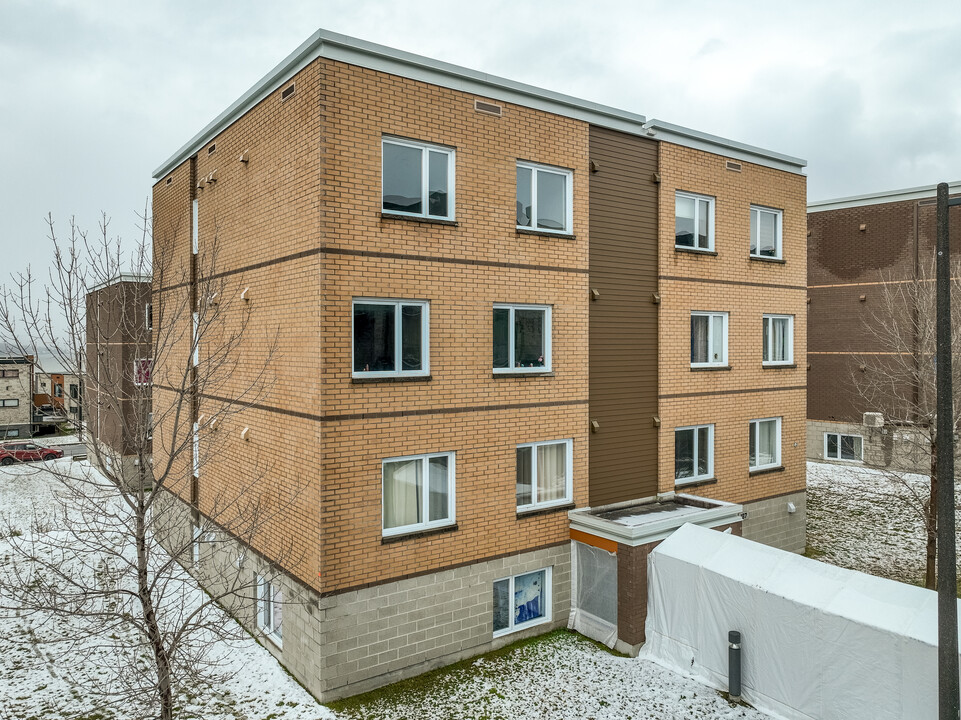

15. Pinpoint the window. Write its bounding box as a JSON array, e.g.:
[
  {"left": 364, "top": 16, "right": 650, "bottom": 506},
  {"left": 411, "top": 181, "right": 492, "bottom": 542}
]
[
  {"left": 675, "top": 424, "right": 714, "bottom": 484},
  {"left": 516, "top": 161, "right": 573, "bottom": 234},
  {"left": 192, "top": 422, "right": 199, "bottom": 479},
  {"left": 762, "top": 315, "right": 794, "bottom": 365},
  {"left": 147, "top": 412, "right": 153, "bottom": 441},
  {"left": 1, "top": 369, "right": 19, "bottom": 378},
  {"left": 825, "top": 432, "right": 863, "bottom": 462},
  {"left": 516, "top": 439, "right": 572, "bottom": 511},
  {"left": 382, "top": 138, "right": 454, "bottom": 220},
  {"left": 493, "top": 567, "right": 551, "bottom": 637},
  {"left": 191, "top": 520, "right": 201, "bottom": 565},
  {"left": 493, "top": 304, "right": 551, "bottom": 373},
  {"left": 133, "top": 358, "right": 153, "bottom": 386},
  {"left": 382, "top": 452, "right": 455, "bottom": 536},
  {"left": 675, "top": 191, "right": 714, "bottom": 250},
  {"left": 690, "top": 312, "right": 727, "bottom": 367},
  {"left": 750, "top": 206, "right": 783, "bottom": 259},
  {"left": 146, "top": 302, "right": 153, "bottom": 331},
  {"left": 54, "top": 384, "right": 63, "bottom": 397},
  {"left": 352, "top": 300, "right": 429, "bottom": 377},
  {"left": 1, "top": 399, "right": 19, "bottom": 407},
  {"left": 192, "top": 312, "right": 199, "bottom": 367},
  {"left": 749, "top": 417, "right": 781, "bottom": 471},
  {"left": 257, "top": 576, "right": 283, "bottom": 646},
  {"left": 191, "top": 199, "right": 199, "bottom": 255},
  {"left": 69, "top": 384, "right": 79, "bottom": 399},
  {"left": 4, "top": 429, "right": 19, "bottom": 438}
]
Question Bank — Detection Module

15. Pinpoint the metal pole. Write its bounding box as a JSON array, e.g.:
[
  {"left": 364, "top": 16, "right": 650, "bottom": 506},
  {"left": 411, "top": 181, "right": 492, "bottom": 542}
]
[{"left": 936, "top": 181, "right": 959, "bottom": 720}]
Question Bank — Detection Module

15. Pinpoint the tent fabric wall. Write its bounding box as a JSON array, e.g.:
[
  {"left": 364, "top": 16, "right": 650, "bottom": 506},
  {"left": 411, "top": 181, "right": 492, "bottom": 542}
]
[
  {"left": 641, "top": 523, "right": 960, "bottom": 720},
  {"left": 569, "top": 540, "right": 619, "bottom": 648}
]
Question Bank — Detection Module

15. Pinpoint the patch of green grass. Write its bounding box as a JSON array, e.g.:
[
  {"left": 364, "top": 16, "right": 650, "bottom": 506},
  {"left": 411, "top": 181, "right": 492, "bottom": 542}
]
[
  {"left": 803, "top": 543, "right": 826, "bottom": 559},
  {"left": 329, "top": 629, "right": 625, "bottom": 715}
]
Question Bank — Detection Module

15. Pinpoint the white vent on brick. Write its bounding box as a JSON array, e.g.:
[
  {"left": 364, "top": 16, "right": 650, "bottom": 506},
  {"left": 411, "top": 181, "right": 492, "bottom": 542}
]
[
  {"left": 568, "top": 540, "right": 618, "bottom": 648},
  {"left": 863, "top": 412, "right": 884, "bottom": 428}
]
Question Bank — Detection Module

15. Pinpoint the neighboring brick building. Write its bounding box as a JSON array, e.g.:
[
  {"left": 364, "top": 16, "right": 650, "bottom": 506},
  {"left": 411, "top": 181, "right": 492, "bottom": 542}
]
[
  {"left": 0, "top": 356, "right": 34, "bottom": 439},
  {"left": 151, "top": 29, "right": 806, "bottom": 700},
  {"left": 807, "top": 182, "right": 961, "bottom": 469},
  {"left": 85, "top": 274, "right": 152, "bottom": 483}
]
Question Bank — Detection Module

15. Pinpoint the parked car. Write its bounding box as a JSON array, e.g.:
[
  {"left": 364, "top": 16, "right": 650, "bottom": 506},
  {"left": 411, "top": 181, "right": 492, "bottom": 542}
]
[{"left": 0, "top": 442, "right": 64, "bottom": 465}]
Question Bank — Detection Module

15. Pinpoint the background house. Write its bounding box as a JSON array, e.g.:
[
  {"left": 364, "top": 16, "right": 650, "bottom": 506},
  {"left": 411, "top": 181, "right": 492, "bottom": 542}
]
[
  {"left": 807, "top": 182, "right": 961, "bottom": 470},
  {"left": 151, "top": 29, "right": 806, "bottom": 701},
  {"left": 0, "top": 355, "right": 34, "bottom": 439}
]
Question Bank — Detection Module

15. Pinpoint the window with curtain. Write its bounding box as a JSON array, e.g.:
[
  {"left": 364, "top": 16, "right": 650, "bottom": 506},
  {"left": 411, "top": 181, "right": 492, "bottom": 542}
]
[
  {"left": 516, "top": 439, "right": 572, "bottom": 510},
  {"left": 691, "top": 312, "right": 727, "bottom": 366},
  {"left": 749, "top": 417, "right": 781, "bottom": 470},
  {"left": 382, "top": 452, "right": 454, "bottom": 536},
  {"left": 750, "top": 205, "right": 783, "bottom": 258},
  {"left": 825, "top": 432, "right": 863, "bottom": 461},
  {"left": 493, "top": 567, "right": 552, "bottom": 636},
  {"left": 762, "top": 315, "right": 793, "bottom": 365},
  {"left": 675, "top": 191, "right": 714, "bottom": 250}
]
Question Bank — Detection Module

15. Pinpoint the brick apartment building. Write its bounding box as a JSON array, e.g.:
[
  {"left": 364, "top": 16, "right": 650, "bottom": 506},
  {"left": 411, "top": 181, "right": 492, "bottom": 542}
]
[
  {"left": 85, "top": 275, "right": 153, "bottom": 483},
  {"left": 151, "top": 30, "right": 807, "bottom": 700},
  {"left": 0, "top": 355, "right": 34, "bottom": 439},
  {"left": 807, "top": 182, "right": 961, "bottom": 469}
]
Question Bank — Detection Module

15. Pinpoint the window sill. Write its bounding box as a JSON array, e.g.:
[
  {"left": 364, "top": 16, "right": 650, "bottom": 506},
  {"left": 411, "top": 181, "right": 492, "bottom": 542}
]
[
  {"left": 691, "top": 365, "right": 732, "bottom": 372},
  {"left": 262, "top": 631, "right": 283, "bottom": 650},
  {"left": 762, "top": 363, "right": 797, "bottom": 369},
  {"left": 675, "top": 477, "right": 718, "bottom": 489},
  {"left": 492, "top": 371, "right": 554, "bottom": 378},
  {"left": 493, "top": 615, "right": 551, "bottom": 639},
  {"left": 516, "top": 502, "right": 575, "bottom": 519},
  {"left": 381, "top": 523, "right": 458, "bottom": 544},
  {"left": 749, "top": 465, "right": 785, "bottom": 477},
  {"left": 675, "top": 247, "right": 717, "bottom": 256},
  {"left": 352, "top": 375, "right": 432, "bottom": 384},
  {"left": 750, "top": 255, "right": 786, "bottom": 264},
  {"left": 380, "top": 212, "right": 458, "bottom": 227},
  {"left": 516, "top": 228, "right": 576, "bottom": 240}
]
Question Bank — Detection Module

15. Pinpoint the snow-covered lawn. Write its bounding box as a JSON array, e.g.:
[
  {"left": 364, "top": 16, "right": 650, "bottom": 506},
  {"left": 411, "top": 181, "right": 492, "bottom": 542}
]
[
  {"left": 0, "top": 461, "right": 772, "bottom": 719},
  {"left": 806, "top": 460, "right": 961, "bottom": 585}
]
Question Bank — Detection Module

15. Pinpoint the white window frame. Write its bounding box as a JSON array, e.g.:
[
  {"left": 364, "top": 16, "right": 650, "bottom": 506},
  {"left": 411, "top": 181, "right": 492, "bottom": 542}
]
[
  {"left": 5, "top": 428, "right": 19, "bottom": 438},
  {"left": 750, "top": 205, "right": 783, "bottom": 259},
  {"left": 133, "top": 358, "right": 153, "bottom": 386},
  {"left": 381, "top": 137, "right": 455, "bottom": 221},
  {"left": 191, "top": 521, "right": 201, "bottom": 565},
  {"left": 492, "top": 303, "right": 552, "bottom": 374},
  {"left": 351, "top": 299, "right": 430, "bottom": 378},
  {"left": 515, "top": 439, "right": 573, "bottom": 512},
  {"left": 257, "top": 575, "right": 283, "bottom": 647},
  {"left": 191, "top": 199, "right": 199, "bottom": 255},
  {"left": 690, "top": 311, "right": 728, "bottom": 368},
  {"left": 493, "top": 567, "right": 553, "bottom": 638},
  {"left": 192, "top": 422, "right": 200, "bottom": 479},
  {"left": 675, "top": 190, "right": 715, "bottom": 251},
  {"left": 192, "top": 312, "right": 199, "bottom": 367},
  {"left": 381, "top": 451, "right": 456, "bottom": 537},
  {"left": 1, "top": 398, "right": 19, "bottom": 407},
  {"left": 145, "top": 302, "right": 153, "bottom": 331},
  {"left": 674, "top": 424, "right": 714, "bottom": 485},
  {"left": 515, "top": 161, "right": 574, "bottom": 235},
  {"left": 762, "top": 314, "right": 794, "bottom": 366},
  {"left": 824, "top": 432, "right": 863, "bottom": 462},
  {"left": 749, "top": 417, "right": 782, "bottom": 471}
]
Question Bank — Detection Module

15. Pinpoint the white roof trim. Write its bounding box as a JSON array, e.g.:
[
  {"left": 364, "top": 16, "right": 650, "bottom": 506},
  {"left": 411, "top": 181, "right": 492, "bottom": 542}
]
[
  {"left": 809, "top": 181, "right": 961, "bottom": 212},
  {"left": 87, "top": 273, "right": 152, "bottom": 293},
  {"left": 153, "top": 29, "right": 807, "bottom": 180}
]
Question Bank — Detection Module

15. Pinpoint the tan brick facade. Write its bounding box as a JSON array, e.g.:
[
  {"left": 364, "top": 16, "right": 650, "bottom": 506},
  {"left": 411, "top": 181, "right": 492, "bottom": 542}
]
[
  {"left": 150, "top": 30, "right": 807, "bottom": 700},
  {"left": 657, "top": 144, "right": 807, "bottom": 510}
]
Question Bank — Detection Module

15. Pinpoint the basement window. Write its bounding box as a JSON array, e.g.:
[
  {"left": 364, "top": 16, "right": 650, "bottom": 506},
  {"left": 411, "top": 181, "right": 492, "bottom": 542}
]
[
  {"left": 493, "top": 567, "right": 552, "bottom": 637},
  {"left": 825, "top": 432, "right": 863, "bottom": 462}
]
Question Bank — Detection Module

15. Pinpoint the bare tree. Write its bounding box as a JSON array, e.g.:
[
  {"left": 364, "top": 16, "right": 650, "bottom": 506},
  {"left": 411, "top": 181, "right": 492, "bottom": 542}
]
[
  {"left": 0, "top": 214, "right": 293, "bottom": 719},
  {"left": 854, "top": 259, "right": 961, "bottom": 589}
]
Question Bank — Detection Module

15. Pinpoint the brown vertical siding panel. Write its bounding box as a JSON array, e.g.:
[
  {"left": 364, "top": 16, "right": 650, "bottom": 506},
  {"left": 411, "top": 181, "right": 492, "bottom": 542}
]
[{"left": 588, "top": 126, "right": 659, "bottom": 506}]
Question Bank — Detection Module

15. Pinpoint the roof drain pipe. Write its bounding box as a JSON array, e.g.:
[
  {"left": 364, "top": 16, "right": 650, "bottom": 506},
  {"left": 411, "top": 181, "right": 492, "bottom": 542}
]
[{"left": 728, "top": 630, "right": 742, "bottom": 702}]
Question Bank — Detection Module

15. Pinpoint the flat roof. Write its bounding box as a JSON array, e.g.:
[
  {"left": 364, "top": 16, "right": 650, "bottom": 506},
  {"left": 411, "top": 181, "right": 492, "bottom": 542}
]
[
  {"left": 153, "top": 29, "right": 807, "bottom": 181},
  {"left": 809, "top": 181, "right": 961, "bottom": 212},
  {"left": 87, "top": 273, "right": 152, "bottom": 293}
]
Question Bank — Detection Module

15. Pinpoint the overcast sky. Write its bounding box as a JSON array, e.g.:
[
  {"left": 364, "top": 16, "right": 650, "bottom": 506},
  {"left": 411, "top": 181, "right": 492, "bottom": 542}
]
[{"left": 2, "top": 0, "right": 960, "bottom": 276}]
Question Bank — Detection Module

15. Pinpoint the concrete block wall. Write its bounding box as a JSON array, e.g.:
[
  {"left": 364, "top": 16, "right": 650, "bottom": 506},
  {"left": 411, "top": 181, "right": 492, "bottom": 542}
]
[{"left": 741, "top": 490, "right": 806, "bottom": 553}]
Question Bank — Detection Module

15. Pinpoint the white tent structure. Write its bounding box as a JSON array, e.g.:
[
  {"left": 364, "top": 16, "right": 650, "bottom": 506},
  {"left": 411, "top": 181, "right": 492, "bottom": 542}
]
[{"left": 642, "top": 523, "right": 961, "bottom": 720}]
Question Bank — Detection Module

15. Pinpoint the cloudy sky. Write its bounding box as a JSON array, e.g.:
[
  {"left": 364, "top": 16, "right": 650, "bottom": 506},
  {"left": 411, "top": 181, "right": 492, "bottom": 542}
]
[{"left": 1, "top": 0, "right": 960, "bottom": 275}]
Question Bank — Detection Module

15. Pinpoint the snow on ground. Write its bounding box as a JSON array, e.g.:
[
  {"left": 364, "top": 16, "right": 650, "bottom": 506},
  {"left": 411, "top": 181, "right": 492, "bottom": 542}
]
[
  {"left": 0, "top": 460, "right": 772, "bottom": 719},
  {"left": 806, "top": 460, "right": 961, "bottom": 585}
]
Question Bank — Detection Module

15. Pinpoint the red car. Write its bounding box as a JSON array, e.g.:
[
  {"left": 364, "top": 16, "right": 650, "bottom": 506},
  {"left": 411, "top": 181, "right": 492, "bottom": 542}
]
[{"left": 0, "top": 442, "right": 64, "bottom": 465}]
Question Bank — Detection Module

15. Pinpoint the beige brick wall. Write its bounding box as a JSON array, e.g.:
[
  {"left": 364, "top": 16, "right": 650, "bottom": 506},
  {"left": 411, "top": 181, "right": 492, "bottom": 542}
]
[{"left": 656, "top": 143, "right": 807, "bottom": 514}]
